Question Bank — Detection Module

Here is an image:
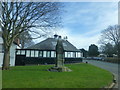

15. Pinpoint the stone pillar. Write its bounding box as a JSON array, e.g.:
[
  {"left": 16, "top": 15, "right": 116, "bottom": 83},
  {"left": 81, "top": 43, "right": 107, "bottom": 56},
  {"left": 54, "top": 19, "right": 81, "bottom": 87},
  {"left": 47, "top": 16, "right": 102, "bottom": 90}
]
[
  {"left": 48, "top": 36, "right": 72, "bottom": 72},
  {"left": 55, "top": 37, "right": 64, "bottom": 67}
]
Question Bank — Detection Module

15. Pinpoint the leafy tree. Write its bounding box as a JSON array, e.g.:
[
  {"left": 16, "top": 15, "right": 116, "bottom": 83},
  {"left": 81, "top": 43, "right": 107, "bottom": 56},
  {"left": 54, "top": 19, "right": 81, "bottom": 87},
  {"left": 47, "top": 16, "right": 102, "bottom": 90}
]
[
  {"left": 88, "top": 44, "right": 99, "bottom": 57},
  {"left": 1, "top": 2, "right": 62, "bottom": 70}
]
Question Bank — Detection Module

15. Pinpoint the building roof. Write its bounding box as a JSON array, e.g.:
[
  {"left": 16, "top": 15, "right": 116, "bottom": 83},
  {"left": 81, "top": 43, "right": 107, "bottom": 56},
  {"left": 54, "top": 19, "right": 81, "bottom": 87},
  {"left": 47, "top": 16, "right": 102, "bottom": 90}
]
[{"left": 26, "top": 38, "right": 80, "bottom": 52}]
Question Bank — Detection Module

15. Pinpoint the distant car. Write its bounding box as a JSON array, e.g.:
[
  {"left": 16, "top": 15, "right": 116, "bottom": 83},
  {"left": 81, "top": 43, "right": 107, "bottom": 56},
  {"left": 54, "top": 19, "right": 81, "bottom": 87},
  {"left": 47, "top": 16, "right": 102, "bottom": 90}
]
[{"left": 93, "top": 57, "right": 105, "bottom": 60}]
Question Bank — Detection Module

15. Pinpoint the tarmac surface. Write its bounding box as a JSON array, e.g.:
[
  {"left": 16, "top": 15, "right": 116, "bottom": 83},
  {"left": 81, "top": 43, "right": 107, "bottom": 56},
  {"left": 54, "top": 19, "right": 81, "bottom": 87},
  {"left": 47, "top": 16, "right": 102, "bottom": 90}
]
[{"left": 83, "top": 60, "right": 119, "bottom": 89}]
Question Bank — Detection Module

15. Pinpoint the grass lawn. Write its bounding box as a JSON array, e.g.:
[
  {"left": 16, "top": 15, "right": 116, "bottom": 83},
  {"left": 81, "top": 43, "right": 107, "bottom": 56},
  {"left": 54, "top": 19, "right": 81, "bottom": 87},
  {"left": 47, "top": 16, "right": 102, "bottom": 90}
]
[{"left": 2, "top": 63, "right": 113, "bottom": 88}]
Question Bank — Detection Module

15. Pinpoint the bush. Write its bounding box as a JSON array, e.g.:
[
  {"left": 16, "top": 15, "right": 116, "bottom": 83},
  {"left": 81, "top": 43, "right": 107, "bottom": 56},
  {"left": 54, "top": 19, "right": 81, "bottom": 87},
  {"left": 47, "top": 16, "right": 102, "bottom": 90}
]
[{"left": 104, "top": 57, "right": 119, "bottom": 63}]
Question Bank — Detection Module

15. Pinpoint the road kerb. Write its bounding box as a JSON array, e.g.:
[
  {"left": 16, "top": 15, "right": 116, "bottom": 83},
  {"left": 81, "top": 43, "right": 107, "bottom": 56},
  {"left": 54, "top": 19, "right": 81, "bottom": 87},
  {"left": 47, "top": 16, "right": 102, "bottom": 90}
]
[{"left": 104, "top": 73, "right": 116, "bottom": 89}]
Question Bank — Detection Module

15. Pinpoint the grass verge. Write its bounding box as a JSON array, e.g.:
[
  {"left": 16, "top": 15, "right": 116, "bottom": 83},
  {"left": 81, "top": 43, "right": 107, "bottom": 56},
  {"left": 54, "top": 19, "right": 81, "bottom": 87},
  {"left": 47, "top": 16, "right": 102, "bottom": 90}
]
[{"left": 2, "top": 63, "right": 113, "bottom": 88}]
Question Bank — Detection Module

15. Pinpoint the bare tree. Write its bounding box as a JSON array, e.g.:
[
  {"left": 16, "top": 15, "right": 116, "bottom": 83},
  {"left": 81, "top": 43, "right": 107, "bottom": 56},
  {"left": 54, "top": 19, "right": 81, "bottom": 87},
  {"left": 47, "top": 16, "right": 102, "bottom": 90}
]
[
  {"left": 1, "top": 2, "right": 62, "bottom": 70},
  {"left": 100, "top": 25, "right": 120, "bottom": 59},
  {"left": 19, "top": 31, "right": 34, "bottom": 49}
]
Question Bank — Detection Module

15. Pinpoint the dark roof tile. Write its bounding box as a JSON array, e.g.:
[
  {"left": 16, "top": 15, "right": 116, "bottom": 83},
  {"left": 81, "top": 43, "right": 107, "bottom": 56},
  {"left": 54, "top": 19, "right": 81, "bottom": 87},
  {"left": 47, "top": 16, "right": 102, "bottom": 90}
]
[{"left": 26, "top": 38, "right": 80, "bottom": 52}]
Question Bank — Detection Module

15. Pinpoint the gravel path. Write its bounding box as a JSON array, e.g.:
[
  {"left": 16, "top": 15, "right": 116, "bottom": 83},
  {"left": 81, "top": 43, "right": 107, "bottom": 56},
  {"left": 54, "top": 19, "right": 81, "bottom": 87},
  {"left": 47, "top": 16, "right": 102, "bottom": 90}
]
[{"left": 83, "top": 60, "right": 119, "bottom": 89}]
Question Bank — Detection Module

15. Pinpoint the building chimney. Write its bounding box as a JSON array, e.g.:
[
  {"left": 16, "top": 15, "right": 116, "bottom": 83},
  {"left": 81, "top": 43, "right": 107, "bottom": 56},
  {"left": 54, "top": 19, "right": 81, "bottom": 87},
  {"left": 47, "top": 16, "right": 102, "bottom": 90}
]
[
  {"left": 54, "top": 34, "right": 58, "bottom": 39},
  {"left": 58, "top": 36, "right": 62, "bottom": 39},
  {"left": 63, "top": 36, "right": 68, "bottom": 40},
  {"left": 14, "top": 38, "right": 20, "bottom": 46}
]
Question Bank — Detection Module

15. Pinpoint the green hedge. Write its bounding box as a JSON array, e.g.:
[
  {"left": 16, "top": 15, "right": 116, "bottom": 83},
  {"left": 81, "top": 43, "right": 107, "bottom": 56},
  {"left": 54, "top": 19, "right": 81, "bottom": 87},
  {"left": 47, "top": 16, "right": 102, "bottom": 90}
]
[{"left": 104, "top": 57, "right": 119, "bottom": 63}]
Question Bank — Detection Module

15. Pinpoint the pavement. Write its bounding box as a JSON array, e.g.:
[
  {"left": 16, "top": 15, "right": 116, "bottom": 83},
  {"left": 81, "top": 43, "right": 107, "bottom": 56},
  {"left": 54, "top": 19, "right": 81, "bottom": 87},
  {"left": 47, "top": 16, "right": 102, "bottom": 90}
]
[{"left": 83, "top": 60, "right": 119, "bottom": 89}]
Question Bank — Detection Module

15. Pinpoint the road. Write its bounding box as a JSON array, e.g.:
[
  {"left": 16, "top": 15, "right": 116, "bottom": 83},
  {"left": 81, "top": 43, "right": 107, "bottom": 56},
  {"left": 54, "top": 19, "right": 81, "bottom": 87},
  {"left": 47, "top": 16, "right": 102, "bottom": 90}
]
[{"left": 83, "top": 60, "right": 119, "bottom": 89}]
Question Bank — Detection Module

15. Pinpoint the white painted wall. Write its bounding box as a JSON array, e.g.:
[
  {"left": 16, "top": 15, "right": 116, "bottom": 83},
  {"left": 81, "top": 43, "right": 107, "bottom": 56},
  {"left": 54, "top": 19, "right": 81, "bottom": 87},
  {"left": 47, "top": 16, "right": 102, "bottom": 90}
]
[
  {"left": 0, "top": 42, "right": 17, "bottom": 67},
  {"left": 0, "top": 38, "right": 2, "bottom": 43},
  {"left": 0, "top": 53, "right": 4, "bottom": 67},
  {"left": 0, "top": 29, "right": 18, "bottom": 67},
  {"left": 10, "top": 43, "right": 17, "bottom": 66},
  {"left": 0, "top": 36, "right": 3, "bottom": 67}
]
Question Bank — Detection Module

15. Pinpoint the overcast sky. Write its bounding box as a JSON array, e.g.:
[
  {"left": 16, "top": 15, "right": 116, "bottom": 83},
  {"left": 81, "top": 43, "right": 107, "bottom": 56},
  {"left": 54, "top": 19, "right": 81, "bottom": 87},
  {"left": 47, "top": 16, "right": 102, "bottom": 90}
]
[{"left": 36, "top": 2, "right": 118, "bottom": 50}]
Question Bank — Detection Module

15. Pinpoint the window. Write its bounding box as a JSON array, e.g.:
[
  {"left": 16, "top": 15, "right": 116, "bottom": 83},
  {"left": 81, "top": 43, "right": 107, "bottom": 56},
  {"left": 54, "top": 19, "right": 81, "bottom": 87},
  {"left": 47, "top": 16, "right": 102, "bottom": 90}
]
[
  {"left": 43, "top": 51, "right": 47, "bottom": 57},
  {"left": 78, "top": 52, "right": 81, "bottom": 57},
  {"left": 16, "top": 50, "right": 21, "bottom": 55},
  {"left": 26, "top": 50, "right": 30, "bottom": 57},
  {"left": 68, "top": 52, "right": 71, "bottom": 57},
  {"left": 51, "top": 51, "right": 55, "bottom": 57},
  {"left": 81, "top": 53, "right": 83, "bottom": 57},
  {"left": 35, "top": 51, "right": 39, "bottom": 57},
  {"left": 76, "top": 52, "right": 78, "bottom": 58},
  {"left": 21, "top": 50, "right": 25, "bottom": 55},
  {"left": 65, "top": 52, "right": 68, "bottom": 58},
  {"left": 73, "top": 52, "right": 76, "bottom": 58},
  {"left": 55, "top": 52, "right": 56, "bottom": 57},
  {"left": 39, "top": 51, "right": 42, "bottom": 57},
  {"left": 31, "top": 50, "right": 35, "bottom": 57},
  {"left": 47, "top": 51, "right": 50, "bottom": 57},
  {"left": 71, "top": 52, "right": 73, "bottom": 57}
]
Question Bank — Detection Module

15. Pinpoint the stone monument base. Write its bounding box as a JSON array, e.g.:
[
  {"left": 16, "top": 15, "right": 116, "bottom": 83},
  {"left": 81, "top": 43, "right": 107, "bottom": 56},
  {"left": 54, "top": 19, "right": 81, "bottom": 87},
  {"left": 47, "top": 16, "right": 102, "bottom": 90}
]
[{"left": 48, "top": 66, "right": 72, "bottom": 72}]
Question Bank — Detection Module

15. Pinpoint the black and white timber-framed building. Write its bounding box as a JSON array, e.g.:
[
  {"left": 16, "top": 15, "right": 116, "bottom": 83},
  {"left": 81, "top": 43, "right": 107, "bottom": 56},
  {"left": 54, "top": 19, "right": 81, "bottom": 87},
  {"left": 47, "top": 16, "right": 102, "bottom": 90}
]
[{"left": 15, "top": 35, "right": 83, "bottom": 65}]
